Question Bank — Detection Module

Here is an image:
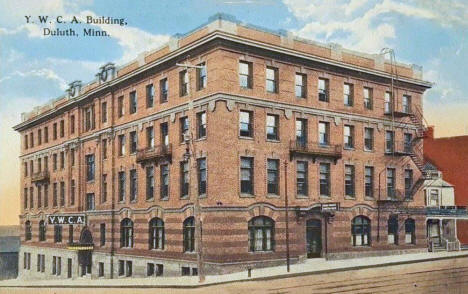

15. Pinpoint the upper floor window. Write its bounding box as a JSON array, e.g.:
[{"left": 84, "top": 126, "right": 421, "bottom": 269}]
[
  {"left": 295, "top": 73, "right": 306, "bottom": 98},
  {"left": 118, "top": 95, "right": 124, "bottom": 117},
  {"left": 129, "top": 91, "right": 137, "bottom": 114},
  {"left": 197, "top": 62, "right": 207, "bottom": 90},
  {"left": 118, "top": 134, "right": 126, "bottom": 156},
  {"left": 344, "top": 125, "right": 354, "bottom": 149},
  {"left": 53, "top": 123, "right": 57, "bottom": 140},
  {"left": 30, "top": 132, "right": 34, "bottom": 147},
  {"left": 198, "top": 158, "right": 207, "bottom": 195},
  {"left": 102, "top": 139, "right": 107, "bottom": 159},
  {"left": 130, "top": 131, "right": 137, "bottom": 154},
  {"left": 266, "top": 114, "right": 279, "bottom": 141},
  {"left": 387, "top": 168, "right": 396, "bottom": 199},
  {"left": 180, "top": 161, "right": 189, "bottom": 198},
  {"left": 179, "top": 70, "right": 188, "bottom": 96},
  {"left": 86, "top": 193, "right": 95, "bottom": 211},
  {"left": 24, "top": 134, "right": 28, "bottom": 149},
  {"left": 345, "top": 165, "right": 355, "bottom": 197},
  {"left": 118, "top": 171, "right": 126, "bottom": 202},
  {"left": 267, "top": 159, "right": 279, "bottom": 195},
  {"left": 318, "top": 122, "right": 329, "bottom": 146},
  {"left": 405, "top": 169, "right": 413, "bottom": 199},
  {"left": 318, "top": 78, "right": 329, "bottom": 102},
  {"left": 146, "top": 84, "right": 154, "bottom": 108},
  {"left": 320, "top": 163, "right": 330, "bottom": 196},
  {"left": 239, "top": 110, "right": 253, "bottom": 137},
  {"left": 403, "top": 95, "right": 412, "bottom": 113},
  {"left": 385, "top": 131, "right": 394, "bottom": 153},
  {"left": 146, "top": 166, "right": 154, "bottom": 200},
  {"left": 363, "top": 87, "right": 373, "bottom": 109},
  {"left": 239, "top": 61, "right": 253, "bottom": 89},
  {"left": 266, "top": 67, "right": 278, "bottom": 93},
  {"left": 384, "top": 91, "right": 392, "bottom": 114},
  {"left": 44, "top": 127, "right": 48, "bottom": 143},
  {"left": 364, "top": 127, "right": 374, "bottom": 151},
  {"left": 129, "top": 169, "right": 137, "bottom": 202},
  {"left": 160, "top": 164, "right": 169, "bottom": 200},
  {"left": 197, "top": 112, "right": 206, "bottom": 139},
  {"left": 160, "top": 122, "right": 169, "bottom": 146},
  {"left": 38, "top": 129, "right": 42, "bottom": 145},
  {"left": 296, "top": 161, "right": 308, "bottom": 196},
  {"left": 101, "top": 175, "right": 107, "bottom": 203},
  {"left": 296, "top": 119, "right": 307, "bottom": 145},
  {"left": 241, "top": 157, "right": 254, "bottom": 194},
  {"left": 146, "top": 126, "right": 154, "bottom": 148},
  {"left": 160, "top": 78, "right": 168, "bottom": 103},
  {"left": 60, "top": 120, "right": 65, "bottom": 137},
  {"left": 344, "top": 83, "right": 354, "bottom": 106},
  {"left": 70, "top": 116, "right": 75, "bottom": 134},
  {"left": 39, "top": 220, "right": 46, "bottom": 242},
  {"left": 86, "top": 154, "right": 95, "bottom": 181},
  {"left": 54, "top": 225, "right": 62, "bottom": 243},
  {"left": 84, "top": 106, "right": 95, "bottom": 132},
  {"left": 25, "top": 221, "right": 32, "bottom": 241},
  {"left": 102, "top": 102, "right": 107, "bottom": 123},
  {"left": 365, "top": 166, "right": 374, "bottom": 198},
  {"left": 180, "top": 117, "right": 189, "bottom": 143}
]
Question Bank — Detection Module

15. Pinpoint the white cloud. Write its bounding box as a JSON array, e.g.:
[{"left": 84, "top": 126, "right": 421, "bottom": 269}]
[{"left": 0, "top": 69, "right": 68, "bottom": 90}]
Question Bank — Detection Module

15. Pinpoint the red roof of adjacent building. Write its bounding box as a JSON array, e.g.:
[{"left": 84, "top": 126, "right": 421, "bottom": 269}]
[{"left": 424, "top": 126, "right": 468, "bottom": 206}]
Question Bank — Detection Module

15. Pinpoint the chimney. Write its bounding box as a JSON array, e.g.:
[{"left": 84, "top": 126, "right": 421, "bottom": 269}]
[{"left": 426, "top": 126, "right": 434, "bottom": 139}]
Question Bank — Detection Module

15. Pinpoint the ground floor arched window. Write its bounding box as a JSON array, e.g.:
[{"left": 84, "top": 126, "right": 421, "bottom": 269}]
[
  {"left": 405, "top": 218, "right": 416, "bottom": 244},
  {"left": 388, "top": 215, "right": 398, "bottom": 244},
  {"left": 248, "top": 216, "right": 275, "bottom": 252},
  {"left": 183, "top": 217, "right": 195, "bottom": 252},
  {"left": 351, "top": 216, "right": 370, "bottom": 246}
]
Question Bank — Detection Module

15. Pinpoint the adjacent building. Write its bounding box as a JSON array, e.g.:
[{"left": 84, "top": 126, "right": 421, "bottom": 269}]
[
  {"left": 0, "top": 226, "right": 20, "bottom": 280},
  {"left": 14, "top": 14, "right": 432, "bottom": 279}
]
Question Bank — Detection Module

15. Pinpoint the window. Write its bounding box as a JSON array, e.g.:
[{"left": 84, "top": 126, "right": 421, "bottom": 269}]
[
  {"left": 345, "top": 165, "right": 355, "bottom": 197},
  {"left": 384, "top": 91, "right": 392, "bottom": 114},
  {"left": 120, "top": 218, "right": 133, "bottom": 248},
  {"left": 180, "top": 161, "right": 189, "bottom": 198},
  {"left": 118, "top": 171, "right": 126, "bottom": 202},
  {"left": 343, "top": 83, "right": 353, "bottom": 106},
  {"left": 44, "top": 184, "right": 48, "bottom": 208},
  {"left": 364, "top": 128, "right": 374, "bottom": 151},
  {"left": 52, "top": 154, "right": 57, "bottom": 171},
  {"left": 25, "top": 134, "right": 28, "bottom": 149},
  {"left": 404, "top": 133, "right": 413, "bottom": 153},
  {"left": 179, "top": 70, "right": 188, "bottom": 96},
  {"left": 266, "top": 67, "right": 278, "bottom": 93},
  {"left": 53, "top": 123, "right": 57, "bottom": 140},
  {"left": 102, "top": 102, "right": 107, "bottom": 123},
  {"left": 318, "top": 122, "right": 329, "bottom": 146},
  {"left": 267, "top": 159, "right": 279, "bottom": 195},
  {"left": 344, "top": 125, "right": 354, "bottom": 148},
  {"left": 129, "top": 91, "right": 137, "bottom": 114},
  {"left": 183, "top": 217, "right": 195, "bottom": 252},
  {"left": 38, "top": 129, "right": 42, "bottom": 145},
  {"left": 160, "top": 78, "right": 168, "bottom": 103},
  {"left": 70, "top": 116, "right": 75, "bottom": 135},
  {"left": 30, "top": 187, "right": 34, "bottom": 208},
  {"left": 24, "top": 252, "right": 31, "bottom": 270},
  {"left": 44, "top": 127, "right": 48, "bottom": 143},
  {"left": 405, "top": 169, "right": 413, "bottom": 199},
  {"left": 101, "top": 175, "right": 107, "bottom": 203},
  {"left": 146, "top": 166, "right": 154, "bottom": 200},
  {"left": 141, "top": 128, "right": 152, "bottom": 150},
  {"left": 68, "top": 225, "right": 73, "bottom": 244},
  {"left": 318, "top": 78, "right": 329, "bottom": 102},
  {"left": 161, "top": 122, "right": 169, "bottom": 146},
  {"left": 60, "top": 181, "right": 65, "bottom": 207},
  {"left": 239, "top": 61, "right": 252, "bottom": 89},
  {"left": 30, "top": 132, "right": 34, "bottom": 147},
  {"left": 266, "top": 114, "right": 279, "bottom": 141},
  {"left": 102, "top": 139, "right": 107, "bottom": 159},
  {"left": 60, "top": 120, "right": 65, "bottom": 137},
  {"left": 295, "top": 73, "right": 307, "bottom": 98},
  {"left": 239, "top": 110, "right": 253, "bottom": 137},
  {"left": 351, "top": 216, "right": 370, "bottom": 246},
  {"left": 147, "top": 263, "right": 164, "bottom": 277},
  {"left": 363, "top": 87, "right": 373, "bottom": 109},
  {"left": 297, "top": 161, "right": 308, "bottom": 196},
  {"left": 86, "top": 154, "right": 95, "bottom": 181},
  {"left": 248, "top": 216, "right": 275, "bottom": 252},
  {"left": 160, "top": 164, "right": 169, "bottom": 199},
  {"left": 130, "top": 131, "right": 137, "bottom": 154},
  {"left": 70, "top": 148, "right": 75, "bottom": 166},
  {"left": 37, "top": 185, "right": 42, "bottom": 208},
  {"left": 37, "top": 254, "right": 45, "bottom": 273},
  {"left": 129, "top": 169, "right": 137, "bottom": 202},
  {"left": 126, "top": 261, "right": 132, "bottom": 277},
  {"left": 24, "top": 187, "right": 28, "bottom": 209},
  {"left": 428, "top": 189, "right": 439, "bottom": 207},
  {"left": 118, "top": 260, "right": 124, "bottom": 276},
  {"left": 146, "top": 84, "right": 154, "bottom": 108},
  {"left": 118, "top": 95, "right": 124, "bottom": 117},
  {"left": 403, "top": 95, "right": 411, "bottom": 113},
  {"left": 98, "top": 262, "right": 104, "bottom": 277},
  {"left": 60, "top": 151, "right": 65, "bottom": 169},
  {"left": 54, "top": 225, "right": 62, "bottom": 243},
  {"left": 405, "top": 218, "right": 415, "bottom": 244},
  {"left": 197, "top": 62, "right": 207, "bottom": 90},
  {"left": 100, "top": 223, "right": 106, "bottom": 246},
  {"left": 320, "top": 163, "right": 330, "bottom": 196},
  {"left": 25, "top": 221, "right": 32, "bottom": 241},
  {"left": 385, "top": 131, "right": 394, "bottom": 153},
  {"left": 365, "top": 167, "right": 374, "bottom": 198},
  {"left": 30, "top": 159, "right": 34, "bottom": 175},
  {"left": 53, "top": 183, "right": 58, "bottom": 207},
  {"left": 197, "top": 112, "right": 206, "bottom": 139},
  {"left": 180, "top": 117, "right": 189, "bottom": 142},
  {"left": 24, "top": 162, "right": 28, "bottom": 177},
  {"left": 83, "top": 105, "right": 95, "bottom": 131},
  {"left": 39, "top": 220, "right": 46, "bottom": 241},
  {"left": 86, "top": 193, "right": 95, "bottom": 211},
  {"left": 388, "top": 215, "right": 399, "bottom": 244},
  {"left": 44, "top": 156, "right": 48, "bottom": 171},
  {"left": 118, "top": 134, "right": 126, "bottom": 156},
  {"left": 149, "top": 218, "right": 164, "bottom": 250},
  {"left": 197, "top": 158, "right": 207, "bottom": 195},
  {"left": 387, "top": 168, "right": 396, "bottom": 199},
  {"left": 70, "top": 179, "right": 75, "bottom": 206},
  {"left": 240, "top": 157, "right": 254, "bottom": 194}
]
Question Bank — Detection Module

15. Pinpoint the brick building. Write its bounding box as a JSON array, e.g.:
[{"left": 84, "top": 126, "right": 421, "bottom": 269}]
[{"left": 14, "top": 14, "right": 432, "bottom": 279}]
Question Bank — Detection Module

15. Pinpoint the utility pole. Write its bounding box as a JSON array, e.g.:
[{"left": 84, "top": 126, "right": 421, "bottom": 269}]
[
  {"left": 179, "top": 61, "right": 205, "bottom": 283},
  {"left": 284, "top": 160, "right": 290, "bottom": 272}
]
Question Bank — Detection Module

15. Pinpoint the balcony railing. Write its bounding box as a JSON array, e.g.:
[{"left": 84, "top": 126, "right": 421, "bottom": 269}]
[
  {"left": 289, "top": 140, "right": 342, "bottom": 163},
  {"left": 31, "top": 171, "right": 50, "bottom": 183},
  {"left": 426, "top": 207, "right": 468, "bottom": 216},
  {"left": 136, "top": 144, "right": 172, "bottom": 164},
  {"left": 377, "top": 188, "right": 407, "bottom": 203},
  {"left": 384, "top": 140, "right": 413, "bottom": 156}
]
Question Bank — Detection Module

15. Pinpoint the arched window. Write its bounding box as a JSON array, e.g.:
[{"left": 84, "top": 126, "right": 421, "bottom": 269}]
[
  {"left": 39, "top": 220, "right": 46, "bottom": 242},
  {"left": 405, "top": 218, "right": 416, "bottom": 244},
  {"left": 388, "top": 215, "right": 399, "bottom": 244},
  {"left": 149, "top": 218, "right": 164, "bottom": 250},
  {"left": 25, "top": 221, "right": 32, "bottom": 241},
  {"left": 248, "top": 216, "right": 275, "bottom": 252},
  {"left": 351, "top": 216, "right": 370, "bottom": 246},
  {"left": 183, "top": 217, "right": 195, "bottom": 252},
  {"left": 120, "top": 218, "right": 133, "bottom": 248}
]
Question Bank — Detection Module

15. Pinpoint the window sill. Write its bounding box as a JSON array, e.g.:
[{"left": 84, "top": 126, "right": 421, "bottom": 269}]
[
  {"left": 199, "top": 194, "right": 207, "bottom": 199},
  {"left": 130, "top": 200, "right": 137, "bottom": 204},
  {"left": 364, "top": 149, "right": 374, "bottom": 153},
  {"left": 266, "top": 194, "right": 280, "bottom": 199},
  {"left": 160, "top": 197, "right": 169, "bottom": 201},
  {"left": 145, "top": 198, "right": 154, "bottom": 202},
  {"left": 319, "top": 195, "right": 331, "bottom": 199},
  {"left": 344, "top": 195, "right": 356, "bottom": 200},
  {"left": 364, "top": 197, "right": 375, "bottom": 201},
  {"left": 266, "top": 139, "right": 280, "bottom": 143},
  {"left": 296, "top": 195, "right": 309, "bottom": 199},
  {"left": 195, "top": 137, "right": 207, "bottom": 142},
  {"left": 249, "top": 250, "right": 274, "bottom": 254},
  {"left": 239, "top": 136, "right": 254, "bottom": 140},
  {"left": 240, "top": 193, "right": 255, "bottom": 198},
  {"left": 343, "top": 147, "right": 355, "bottom": 151},
  {"left": 180, "top": 196, "right": 189, "bottom": 200}
]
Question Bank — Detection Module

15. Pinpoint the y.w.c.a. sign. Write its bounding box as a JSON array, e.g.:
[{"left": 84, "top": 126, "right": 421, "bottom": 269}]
[{"left": 47, "top": 214, "right": 86, "bottom": 225}]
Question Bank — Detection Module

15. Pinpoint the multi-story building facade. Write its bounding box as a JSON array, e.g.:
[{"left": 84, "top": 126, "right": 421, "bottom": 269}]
[{"left": 14, "top": 14, "right": 432, "bottom": 279}]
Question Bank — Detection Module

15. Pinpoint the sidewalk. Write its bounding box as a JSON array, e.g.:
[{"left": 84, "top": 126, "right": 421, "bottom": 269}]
[{"left": 2, "top": 251, "right": 468, "bottom": 288}]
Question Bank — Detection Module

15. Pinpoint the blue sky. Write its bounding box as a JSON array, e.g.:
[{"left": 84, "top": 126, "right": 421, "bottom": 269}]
[{"left": 0, "top": 0, "right": 467, "bottom": 224}]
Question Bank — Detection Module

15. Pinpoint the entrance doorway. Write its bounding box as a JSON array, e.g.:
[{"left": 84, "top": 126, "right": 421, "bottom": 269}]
[
  {"left": 78, "top": 227, "right": 93, "bottom": 276},
  {"left": 306, "top": 219, "right": 322, "bottom": 258}
]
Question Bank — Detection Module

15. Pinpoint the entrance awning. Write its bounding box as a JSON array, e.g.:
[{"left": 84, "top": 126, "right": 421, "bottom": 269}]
[{"left": 67, "top": 243, "right": 94, "bottom": 251}]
